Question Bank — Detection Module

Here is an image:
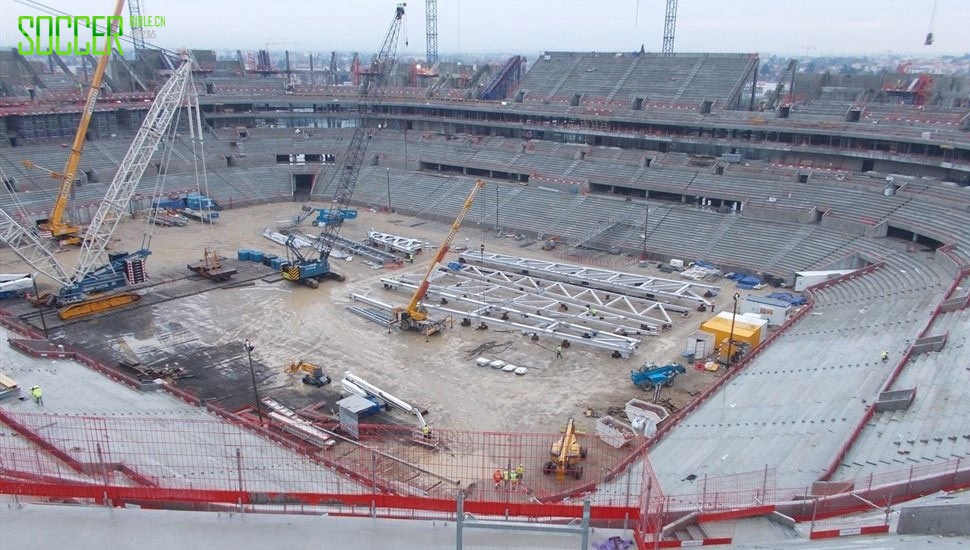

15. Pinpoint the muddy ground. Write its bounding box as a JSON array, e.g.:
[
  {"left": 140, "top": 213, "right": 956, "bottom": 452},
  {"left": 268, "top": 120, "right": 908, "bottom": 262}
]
[{"left": 2, "top": 202, "right": 741, "bottom": 434}]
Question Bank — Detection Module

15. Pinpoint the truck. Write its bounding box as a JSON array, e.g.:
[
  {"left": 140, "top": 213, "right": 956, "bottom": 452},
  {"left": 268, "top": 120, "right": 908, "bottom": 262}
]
[
  {"left": 631, "top": 363, "right": 686, "bottom": 390},
  {"left": 312, "top": 208, "right": 358, "bottom": 226},
  {"left": 0, "top": 273, "right": 34, "bottom": 299},
  {"left": 154, "top": 193, "right": 221, "bottom": 223}
]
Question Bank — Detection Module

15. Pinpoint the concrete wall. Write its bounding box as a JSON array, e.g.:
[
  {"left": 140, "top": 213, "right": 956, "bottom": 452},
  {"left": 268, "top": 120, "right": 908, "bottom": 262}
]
[
  {"left": 897, "top": 503, "right": 970, "bottom": 536},
  {"left": 742, "top": 203, "right": 818, "bottom": 224},
  {"left": 912, "top": 333, "right": 948, "bottom": 355},
  {"left": 819, "top": 212, "right": 870, "bottom": 236}
]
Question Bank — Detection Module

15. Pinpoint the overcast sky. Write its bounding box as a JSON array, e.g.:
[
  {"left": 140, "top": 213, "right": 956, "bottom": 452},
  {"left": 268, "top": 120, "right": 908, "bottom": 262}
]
[{"left": 3, "top": 0, "right": 968, "bottom": 57}]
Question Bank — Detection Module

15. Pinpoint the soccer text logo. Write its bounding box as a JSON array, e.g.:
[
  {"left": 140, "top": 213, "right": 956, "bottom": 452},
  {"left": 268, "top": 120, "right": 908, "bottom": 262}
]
[{"left": 17, "top": 15, "right": 124, "bottom": 56}]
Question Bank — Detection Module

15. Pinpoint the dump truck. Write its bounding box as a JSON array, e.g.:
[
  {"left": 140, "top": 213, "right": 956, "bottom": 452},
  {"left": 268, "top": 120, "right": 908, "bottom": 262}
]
[{"left": 631, "top": 363, "right": 686, "bottom": 391}]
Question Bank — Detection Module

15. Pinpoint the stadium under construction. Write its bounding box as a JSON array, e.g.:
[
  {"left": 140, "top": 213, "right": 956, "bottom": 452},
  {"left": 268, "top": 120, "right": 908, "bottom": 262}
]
[{"left": 1, "top": 2, "right": 970, "bottom": 548}]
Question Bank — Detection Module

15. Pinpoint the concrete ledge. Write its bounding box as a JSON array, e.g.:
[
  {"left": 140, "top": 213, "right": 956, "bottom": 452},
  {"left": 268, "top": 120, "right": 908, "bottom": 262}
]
[
  {"left": 875, "top": 388, "right": 917, "bottom": 412},
  {"left": 898, "top": 502, "right": 970, "bottom": 536}
]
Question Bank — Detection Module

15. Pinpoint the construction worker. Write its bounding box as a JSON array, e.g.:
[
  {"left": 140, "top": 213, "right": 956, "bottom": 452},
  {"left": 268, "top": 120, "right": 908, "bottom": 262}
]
[
  {"left": 502, "top": 469, "right": 510, "bottom": 487},
  {"left": 556, "top": 345, "right": 563, "bottom": 359},
  {"left": 421, "top": 424, "right": 432, "bottom": 439},
  {"left": 515, "top": 463, "right": 525, "bottom": 480},
  {"left": 30, "top": 385, "right": 43, "bottom": 406},
  {"left": 881, "top": 350, "right": 890, "bottom": 362},
  {"left": 509, "top": 468, "right": 519, "bottom": 488},
  {"left": 492, "top": 469, "right": 504, "bottom": 488}
]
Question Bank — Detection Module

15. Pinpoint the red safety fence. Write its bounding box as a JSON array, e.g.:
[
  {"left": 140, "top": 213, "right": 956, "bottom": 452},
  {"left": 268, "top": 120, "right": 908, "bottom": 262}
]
[{"left": 0, "top": 410, "right": 643, "bottom": 524}]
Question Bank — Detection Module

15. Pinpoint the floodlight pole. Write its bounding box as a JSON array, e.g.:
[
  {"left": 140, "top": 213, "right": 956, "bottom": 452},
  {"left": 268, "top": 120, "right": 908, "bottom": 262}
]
[
  {"left": 727, "top": 293, "right": 741, "bottom": 366},
  {"left": 31, "top": 277, "right": 49, "bottom": 340},
  {"left": 245, "top": 339, "right": 264, "bottom": 425},
  {"left": 386, "top": 167, "right": 392, "bottom": 212}
]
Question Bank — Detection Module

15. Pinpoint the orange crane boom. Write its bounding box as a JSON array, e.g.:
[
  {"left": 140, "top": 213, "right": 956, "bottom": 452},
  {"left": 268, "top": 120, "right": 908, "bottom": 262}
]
[
  {"left": 395, "top": 179, "right": 485, "bottom": 330},
  {"left": 35, "top": 0, "right": 126, "bottom": 244}
]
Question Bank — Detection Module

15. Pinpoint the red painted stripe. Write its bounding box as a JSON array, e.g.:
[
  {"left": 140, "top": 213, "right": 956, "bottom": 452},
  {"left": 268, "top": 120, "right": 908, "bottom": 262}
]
[
  {"left": 810, "top": 524, "right": 889, "bottom": 539},
  {"left": 697, "top": 504, "right": 774, "bottom": 522}
]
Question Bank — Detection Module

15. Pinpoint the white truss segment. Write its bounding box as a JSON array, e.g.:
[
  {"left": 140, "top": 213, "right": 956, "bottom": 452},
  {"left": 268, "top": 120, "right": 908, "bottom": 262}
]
[
  {"left": 443, "top": 264, "right": 679, "bottom": 328},
  {"left": 373, "top": 278, "right": 641, "bottom": 357},
  {"left": 459, "top": 251, "right": 717, "bottom": 307},
  {"left": 367, "top": 230, "right": 425, "bottom": 254},
  {"left": 72, "top": 60, "right": 194, "bottom": 282},
  {"left": 0, "top": 208, "right": 70, "bottom": 285}
]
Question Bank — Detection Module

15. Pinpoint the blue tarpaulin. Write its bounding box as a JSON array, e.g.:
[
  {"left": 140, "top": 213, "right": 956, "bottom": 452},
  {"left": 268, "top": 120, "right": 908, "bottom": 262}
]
[
  {"left": 737, "top": 275, "right": 762, "bottom": 289},
  {"left": 767, "top": 292, "right": 808, "bottom": 306}
]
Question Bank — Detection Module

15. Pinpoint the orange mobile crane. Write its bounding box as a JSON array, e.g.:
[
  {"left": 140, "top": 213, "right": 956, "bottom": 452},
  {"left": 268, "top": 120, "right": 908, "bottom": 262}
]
[
  {"left": 25, "top": 0, "right": 126, "bottom": 245},
  {"left": 392, "top": 179, "right": 485, "bottom": 336}
]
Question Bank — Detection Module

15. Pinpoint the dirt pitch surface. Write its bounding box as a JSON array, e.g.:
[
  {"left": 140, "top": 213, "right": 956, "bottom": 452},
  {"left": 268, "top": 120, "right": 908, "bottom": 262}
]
[{"left": 3, "top": 203, "right": 743, "bottom": 434}]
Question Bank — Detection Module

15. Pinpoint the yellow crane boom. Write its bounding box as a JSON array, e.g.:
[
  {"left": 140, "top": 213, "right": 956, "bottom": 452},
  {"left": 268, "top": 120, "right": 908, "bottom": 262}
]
[
  {"left": 544, "top": 417, "right": 586, "bottom": 480},
  {"left": 35, "top": 0, "right": 126, "bottom": 244},
  {"left": 394, "top": 179, "right": 485, "bottom": 329}
]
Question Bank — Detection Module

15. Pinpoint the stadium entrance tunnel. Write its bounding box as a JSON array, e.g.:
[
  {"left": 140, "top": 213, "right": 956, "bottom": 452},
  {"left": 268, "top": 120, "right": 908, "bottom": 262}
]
[
  {"left": 293, "top": 174, "right": 314, "bottom": 201},
  {"left": 886, "top": 225, "right": 944, "bottom": 249}
]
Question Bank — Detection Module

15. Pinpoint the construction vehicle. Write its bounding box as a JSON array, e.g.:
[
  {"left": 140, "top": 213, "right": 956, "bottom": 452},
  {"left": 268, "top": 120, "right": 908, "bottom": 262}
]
[
  {"left": 23, "top": 0, "right": 125, "bottom": 246},
  {"left": 631, "top": 363, "right": 686, "bottom": 391},
  {"left": 341, "top": 372, "right": 439, "bottom": 447},
  {"left": 0, "top": 58, "right": 197, "bottom": 319},
  {"left": 0, "top": 273, "right": 34, "bottom": 299},
  {"left": 541, "top": 238, "right": 559, "bottom": 251},
  {"left": 155, "top": 192, "right": 220, "bottom": 212},
  {"left": 281, "top": 4, "right": 405, "bottom": 288},
  {"left": 285, "top": 360, "right": 331, "bottom": 387},
  {"left": 292, "top": 205, "right": 358, "bottom": 227},
  {"left": 542, "top": 417, "right": 586, "bottom": 480},
  {"left": 392, "top": 179, "right": 485, "bottom": 336}
]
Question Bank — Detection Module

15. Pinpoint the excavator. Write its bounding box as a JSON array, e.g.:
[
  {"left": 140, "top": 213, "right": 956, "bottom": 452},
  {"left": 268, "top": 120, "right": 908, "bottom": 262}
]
[
  {"left": 542, "top": 417, "right": 586, "bottom": 480},
  {"left": 24, "top": 0, "right": 126, "bottom": 246},
  {"left": 392, "top": 179, "right": 485, "bottom": 336}
]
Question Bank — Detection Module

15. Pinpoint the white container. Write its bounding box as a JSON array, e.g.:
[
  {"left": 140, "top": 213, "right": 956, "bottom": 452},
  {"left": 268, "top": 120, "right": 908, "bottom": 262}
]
[
  {"left": 489, "top": 360, "right": 506, "bottom": 369},
  {"left": 475, "top": 357, "right": 491, "bottom": 367},
  {"left": 669, "top": 258, "right": 684, "bottom": 269}
]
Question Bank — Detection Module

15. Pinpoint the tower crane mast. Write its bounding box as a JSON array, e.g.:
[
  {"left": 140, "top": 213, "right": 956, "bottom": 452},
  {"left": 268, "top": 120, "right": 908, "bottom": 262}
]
[
  {"left": 662, "top": 0, "right": 677, "bottom": 55},
  {"left": 425, "top": 0, "right": 438, "bottom": 63},
  {"left": 282, "top": 3, "right": 406, "bottom": 288}
]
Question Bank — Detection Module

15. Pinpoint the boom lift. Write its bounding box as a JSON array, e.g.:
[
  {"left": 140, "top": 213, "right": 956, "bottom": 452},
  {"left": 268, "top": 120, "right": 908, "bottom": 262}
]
[
  {"left": 26, "top": 0, "right": 126, "bottom": 246},
  {"left": 281, "top": 3, "right": 406, "bottom": 287},
  {"left": 341, "top": 372, "right": 439, "bottom": 447},
  {"left": 284, "top": 360, "right": 331, "bottom": 387},
  {"left": 542, "top": 417, "right": 586, "bottom": 480},
  {"left": 392, "top": 179, "right": 485, "bottom": 336},
  {"left": 0, "top": 59, "right": 196, "bottom": 319}
]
